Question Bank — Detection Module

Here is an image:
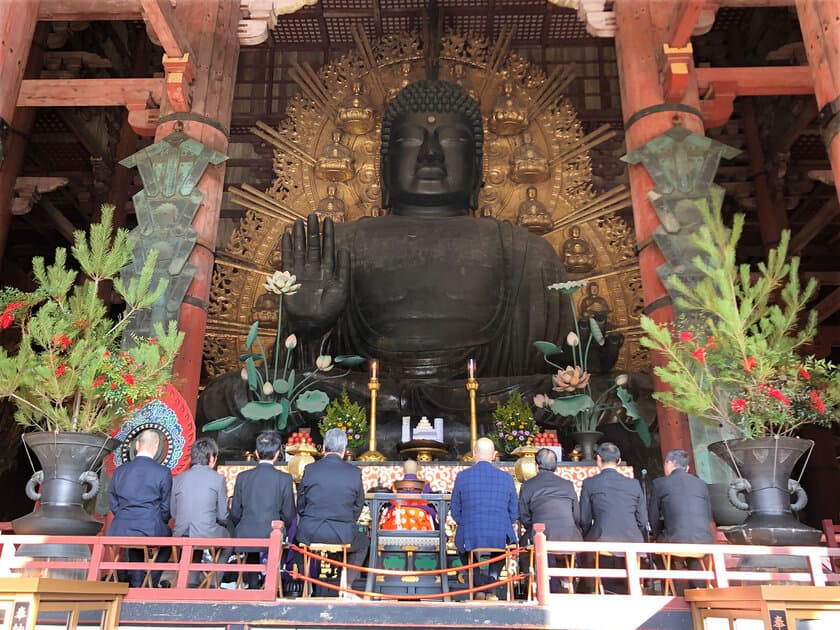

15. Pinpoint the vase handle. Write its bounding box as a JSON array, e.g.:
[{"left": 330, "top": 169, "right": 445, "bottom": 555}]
[
  {"left": 24, "top": 470, "right": 44, "bottom": 501},
  {"left": 788, "top": 479, "right": 808, "bottom": 512},
  {"left": 727, "top": 477, "right": 751, "bottom": 511},
  {"left": 79, "top": 470, "right": 100, "bottom": 501}
]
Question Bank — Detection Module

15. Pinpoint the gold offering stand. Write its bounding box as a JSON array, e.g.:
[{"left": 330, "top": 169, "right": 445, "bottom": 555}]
[
  {"left": 285, "top": 443, "right": 319, "bottom": 482},
  {"left": 398, "top": 439, "right": 449, "bottom": 463},
  {"left": 460, "top": 363, "right": 479, "bottom": 462}
]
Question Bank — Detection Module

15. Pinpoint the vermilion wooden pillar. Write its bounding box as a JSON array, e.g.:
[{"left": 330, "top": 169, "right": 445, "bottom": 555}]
[
  {"left": 797, "top": 0, "right": 840, "bottom": 205},
  {"left": 614, "top": 0, "right": 704, "bottom": 465},
  {"left": 153, "top": 0, "right": 240, "bottom": 415},
  {"left": 0, "top": 0, "right": 40, "bottom": 272}
]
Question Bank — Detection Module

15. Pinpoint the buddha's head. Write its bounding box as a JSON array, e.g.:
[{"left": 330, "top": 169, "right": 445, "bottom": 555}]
[{"left": 381, "top": 80, "right": 483, "bottom": 216}]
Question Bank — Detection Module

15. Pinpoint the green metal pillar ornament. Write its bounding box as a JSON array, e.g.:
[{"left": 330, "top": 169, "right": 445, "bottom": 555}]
[
  {"left": 622, "top": 126, "right": 741, "bottom": 487},
  {"left": 119, "top": 123, "right": 228, "bottom": 339}
]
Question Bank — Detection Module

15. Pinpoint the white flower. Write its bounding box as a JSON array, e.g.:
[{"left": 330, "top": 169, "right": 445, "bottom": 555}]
[
  {"left": 262, "top": 382, "right": 274, "bottom": 395},
  {"left": 315, "top": 355, "right": 333, "bottom": 372},
  {"left": 263, "top": 271, "right": 300, "bottom": 295},
  {"left": 566, "top": 331, "right": 580, "bottom": 347},
  {"left": 615, "top": 374, "right": 629, "bottom": 387},
  {"left": 547, "top": 279, "right": 588, "bottom": 294},
  {"left": 285, "top": 334, "right": 297, "bottom": 350},
  {"left": 240, "top": 368, "right": 248, "bottom": 380}
]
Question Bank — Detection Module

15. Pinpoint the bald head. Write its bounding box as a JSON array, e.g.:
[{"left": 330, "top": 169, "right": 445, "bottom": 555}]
[
  {"left": 473, "top": 437, "right": 496, "bottom": 462},
  {"left": 135, "top": 429, "right": 160, "bottom": 458},
  {"left": 403, "top": 459, "right": 419, "bottom": 476}
]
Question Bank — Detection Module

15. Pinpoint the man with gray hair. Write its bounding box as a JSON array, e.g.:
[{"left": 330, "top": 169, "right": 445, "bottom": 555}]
[{"left": 295, "top": 427, "right": 368, "bottom": 590}]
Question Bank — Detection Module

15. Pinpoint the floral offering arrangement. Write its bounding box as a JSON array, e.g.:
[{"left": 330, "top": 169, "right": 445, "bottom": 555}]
[
  {"left": 639, "top": 204, "right": 838, "bottom": 439},
  {"left": 203, "top": 270, "right": 364, "bottom": 433},
  {"left": 487, "top": 392, "right": 539, "bottom": 453},
  {"left": 318, "top": 388, "right": 368, "bottom": 450},
  {"left": 0, "top": 205, "right": 183, "bottom": 434}
]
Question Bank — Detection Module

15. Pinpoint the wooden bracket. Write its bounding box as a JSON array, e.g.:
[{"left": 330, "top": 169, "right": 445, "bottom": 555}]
[
  {"left": 125, "top": 93, "right": 160, "bottom": 137},
  {"left": 662, "top": 43, "right": 694, "bottom": 104},
  {"left": 699, "top": 81, "right": 738, "bottom": 128},
  {"left": 163, "top": 53, "right": 194, "bottom": 113}
]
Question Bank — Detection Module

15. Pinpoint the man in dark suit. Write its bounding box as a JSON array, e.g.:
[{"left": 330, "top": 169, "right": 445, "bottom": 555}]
[
  {"left": 451, "top": 437, "right": 518, "bottom": 599},
  {"left": 579, "top": 442, "right": 648, "bottom": 593},
  {"left": 296, "top": 427, "right": 368, "bottom": 589},
  {"left": 649, "top": 449, "right": 714, "bottom": 590},
  {"left": 107, "top": 429, "right": 172, "bottom": 587},
  {"left": 230, "top": 431, "right": 295, "bottom": 589},
  {"left": 519, "top": 448, "right": 581, "bottom": 544}
]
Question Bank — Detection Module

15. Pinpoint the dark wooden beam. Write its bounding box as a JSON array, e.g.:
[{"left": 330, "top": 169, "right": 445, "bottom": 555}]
[
  {"left": 18, "top": 78, "right": 163, "bottom": 107},
  {"left": 814, "top": 286, "right": 840, "bottom": 324},
  {"left": 791, "top": 198, "right": 840, "bottom": 254}
]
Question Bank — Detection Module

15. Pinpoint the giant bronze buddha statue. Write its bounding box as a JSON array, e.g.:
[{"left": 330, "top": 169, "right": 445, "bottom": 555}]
[{"left": 199, "top": 81, "right": 621, "bottom": 458}]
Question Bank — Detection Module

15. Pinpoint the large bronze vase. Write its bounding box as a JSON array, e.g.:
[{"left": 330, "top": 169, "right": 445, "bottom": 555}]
[
  {"left": 572, "top": 430, "right": 603, "bottom": 463},
  {"left": 12, "top": 432, "right": 119, "bottom": 536},
  {"left": 708, "top": 436, "right": 821, "bottom": 546}
]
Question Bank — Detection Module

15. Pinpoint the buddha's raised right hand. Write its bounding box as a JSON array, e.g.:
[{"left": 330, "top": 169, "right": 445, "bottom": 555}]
[{"left": 280, "top": 214, "right": 350, "bottom": 339}]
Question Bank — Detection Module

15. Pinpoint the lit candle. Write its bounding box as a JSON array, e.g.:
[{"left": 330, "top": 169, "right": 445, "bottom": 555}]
[
  {"left": 468, "top": 358, "right": 475, "bottom": 379},
  {"left": 370, "top": 359, "right": 378, "bottom": 380}
]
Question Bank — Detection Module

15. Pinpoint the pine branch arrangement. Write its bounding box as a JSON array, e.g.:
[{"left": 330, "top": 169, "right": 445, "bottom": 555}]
[
  {"left": 0, "top": 205, "right": 183, "bottom": 434},
  {"left": 639, "top": 201, "right": 838, "bottom": 438}
]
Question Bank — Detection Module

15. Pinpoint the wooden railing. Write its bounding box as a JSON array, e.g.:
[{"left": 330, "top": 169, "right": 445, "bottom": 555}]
[
  {"left": 0, "top": 522, "right": 285, "bottom": 601},
  {"left": 532, "top": 524, "right": 840, "bottom": 605}
]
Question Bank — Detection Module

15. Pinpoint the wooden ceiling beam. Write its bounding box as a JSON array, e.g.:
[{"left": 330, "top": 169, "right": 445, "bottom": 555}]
[
  {"left": 814, "top": 286, "right": 840, "bottom": 324},
  {"left": 790, "top": 197, "right": 840, "bottom": 254},
  {"left": 140, "top": 0, "right": 193, "bottom": 59},
  {"left": 17, "top": 78, "right": 162, "bottom": 107},
  {"left": 696, "top": 66, "right": 814, "bottom": 96},
  {"left": 667, "top": 0, "right": 706, "bottom": 48},
  {"left": 39, "top": 0, "right": 142, "bottom": 21}
]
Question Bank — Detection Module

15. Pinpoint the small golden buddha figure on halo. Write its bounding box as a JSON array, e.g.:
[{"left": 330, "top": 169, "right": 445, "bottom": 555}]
[
  {"left": 516, "top": 186, "right": 552, "bottom": 235},
  {"left": 336, "top": 81, "right": 375, "bottom": 135},
  {"left": 488, "top": 79, "right": 529, "bottom": 136},
  {"left": 315, "top": 129, "right": 355, "bottom": 182},
  {"left": 579, "top": 281, "right": 612, "bottom": 321},
  {"left": 450, "top": 64, "right": 478, "bottom": 102},
  {"left": 562, "top": 224, "right": 596, "bottom": 273},
  {"left": 509, "top": 132, "right": 550, "bottom": 184},
  {"left": 316, "top": 184, "right": 347, "bottom": 223},
  {"left": 387, "top": 62, "right": 413, "bottom": 101}
]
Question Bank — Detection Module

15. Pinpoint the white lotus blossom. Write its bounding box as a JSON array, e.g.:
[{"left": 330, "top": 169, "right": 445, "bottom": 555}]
[
  {"left": 262, "top": 382, "right": 274, "bottom": 395},
  {"left": 285, "top": 334, "right": 298, "bottom": 350},
  {"left": 547, "top": 279, "right": 588, "bottom": 294},
  {"left": 315, "top": 355, "right": 333, "bottom": 372},
  {"left": 566, "top": 331, "right": 580, "bottom": 347},
  {"left": 263, "top": 270, "right": 301, "bottom": 295},
  {"left": 615, "top": 374, "right": 629, "bottom": 387}
]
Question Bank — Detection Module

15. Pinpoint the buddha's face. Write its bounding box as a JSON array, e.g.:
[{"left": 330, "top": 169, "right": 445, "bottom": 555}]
[{"left": 385, "top": 111, "right": 477, "bottom": 216}]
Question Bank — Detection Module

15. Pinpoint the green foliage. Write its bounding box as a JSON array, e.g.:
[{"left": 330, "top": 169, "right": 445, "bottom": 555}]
[
  {"left": 319, "top": 388, "right": 368, "bottom": 449},
  {"left": 0, "top": 205, "right": 183, "bottom": 434},
  {"left": 487, "top": 392, "right": 539, "bottom": 453},
  {"left": 639, "top": 201, "right": 838, "bottom": 438}
]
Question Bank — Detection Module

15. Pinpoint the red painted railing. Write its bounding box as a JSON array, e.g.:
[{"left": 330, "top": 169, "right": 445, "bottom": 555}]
[
  {"left": 0, "top": 521, "right": 285, "bottom": 601},
  {"left": 532, "top": 523, "right": 840, "bottom": 605}
]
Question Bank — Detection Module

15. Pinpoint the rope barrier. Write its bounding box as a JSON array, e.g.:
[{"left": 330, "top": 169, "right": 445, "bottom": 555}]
[
  {"left": 290, "top": 543, "right": 526, "bottom": 577},
  {"left": 289, "top": 569, "right": 524, "bottom": 601}
]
